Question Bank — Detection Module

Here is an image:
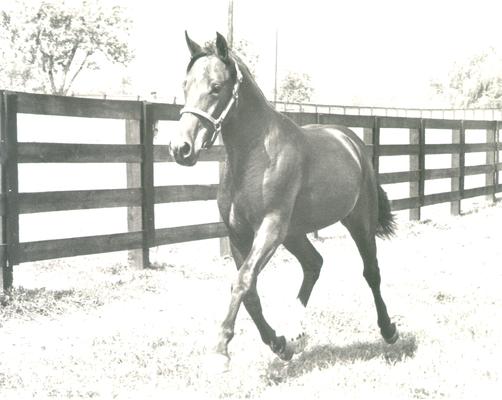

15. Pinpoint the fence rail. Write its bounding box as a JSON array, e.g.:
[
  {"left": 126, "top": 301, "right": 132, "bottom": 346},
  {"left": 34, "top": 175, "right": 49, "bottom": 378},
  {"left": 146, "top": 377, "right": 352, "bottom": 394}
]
[
  {"left": 74, "top": 93, "right": 502, "bottom": 121},
  {"left": 1, "top": 91, "right": 501, "bottom": 291},
  {"left": 275, "top": 101, "right": 502, "bottom": 121}
]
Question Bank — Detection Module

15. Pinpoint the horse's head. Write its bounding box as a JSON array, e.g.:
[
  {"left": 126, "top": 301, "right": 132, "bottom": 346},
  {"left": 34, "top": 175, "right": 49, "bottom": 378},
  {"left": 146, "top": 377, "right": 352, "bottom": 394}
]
[{"left": 171, "top": 31, "right": 242, "bottom": 166}]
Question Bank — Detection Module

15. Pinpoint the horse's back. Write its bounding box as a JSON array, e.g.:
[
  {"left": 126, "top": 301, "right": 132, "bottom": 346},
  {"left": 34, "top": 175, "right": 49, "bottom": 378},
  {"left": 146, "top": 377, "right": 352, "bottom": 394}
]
[{"left": 301, "top": 124, "right": 367, "bottom": 155}]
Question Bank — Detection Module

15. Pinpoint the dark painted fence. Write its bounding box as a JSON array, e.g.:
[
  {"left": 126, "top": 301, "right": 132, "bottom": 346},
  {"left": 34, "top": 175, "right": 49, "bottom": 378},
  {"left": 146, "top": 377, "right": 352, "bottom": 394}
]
[{"left": 1, "top": 91, "right": 500, "bottom": 291}]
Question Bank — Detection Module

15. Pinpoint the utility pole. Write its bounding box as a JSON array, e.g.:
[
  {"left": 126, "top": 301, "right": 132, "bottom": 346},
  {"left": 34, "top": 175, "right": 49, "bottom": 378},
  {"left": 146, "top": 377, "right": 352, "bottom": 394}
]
[
  {"left": 274, "top": 28, "right": 278, "bottom": 104},
  {"left": 227, "top": 0, "right": 234, "bottom": 47}
]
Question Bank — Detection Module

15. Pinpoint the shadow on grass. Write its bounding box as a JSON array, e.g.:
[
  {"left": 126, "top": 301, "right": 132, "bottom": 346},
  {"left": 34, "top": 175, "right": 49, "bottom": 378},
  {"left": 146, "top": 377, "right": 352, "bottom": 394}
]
[{"left": 265, "top": 332, "right": 417, "bottom": 384}]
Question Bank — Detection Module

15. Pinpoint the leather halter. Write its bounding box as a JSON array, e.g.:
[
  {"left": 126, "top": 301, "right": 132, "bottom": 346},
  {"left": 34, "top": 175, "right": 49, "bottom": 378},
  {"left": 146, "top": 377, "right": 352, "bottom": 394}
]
[{"left": 180, "top": 60, "right": 243, "bottom": 149}]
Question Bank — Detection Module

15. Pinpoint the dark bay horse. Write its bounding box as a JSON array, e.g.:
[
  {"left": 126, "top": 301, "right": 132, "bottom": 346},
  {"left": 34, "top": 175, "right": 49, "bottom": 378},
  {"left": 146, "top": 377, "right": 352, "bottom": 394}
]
[{"left": 171, "top": 32, "right": 399, "bottom": 369}]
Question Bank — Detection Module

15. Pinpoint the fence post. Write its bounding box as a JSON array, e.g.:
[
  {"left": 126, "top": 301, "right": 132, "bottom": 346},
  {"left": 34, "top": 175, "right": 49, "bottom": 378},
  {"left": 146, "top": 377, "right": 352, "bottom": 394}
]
[
  {"left": 141, "top": 102, "right": 155, "bottom": 266},
  {"left": 496, "top": 122, "right": 500, "bottom": 199},
  {"left": 486, "top": 121, "right": 497, "bottom": 203},
  {"left": 372, "top": 117, "right": 380, "bottom": 173},
  {"left": 0, "top": 92, "right": 6, "bottom": 292},
  {"left": 126, "top": 118, "right": 144, "bottom": 267},
  {"left": 451, "top": 121, "right": 465, "bottom": 215},
  {"left": 125, "top": 102, "right": 155, "bottom": 268},
  {"left": 409, "top": 120, "right": 425, "bottom": 220},
  {"left": 1, "top": 93, "right": 19, "bottom": 291},
  {"left": 409, "top": 126, "right": 420, "bottom": 220},
  {"left": 364, "top": 116, "right": 380, "bottom": 178},
  {"left": 218, "top": 136, "right": 231, "bottom": 257}
]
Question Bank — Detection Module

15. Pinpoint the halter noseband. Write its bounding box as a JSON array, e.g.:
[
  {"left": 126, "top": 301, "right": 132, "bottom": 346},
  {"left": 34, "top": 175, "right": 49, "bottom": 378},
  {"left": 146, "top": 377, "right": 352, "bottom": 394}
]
[{"left": 180, "top": 60, "right": 243, "bottom": 149}]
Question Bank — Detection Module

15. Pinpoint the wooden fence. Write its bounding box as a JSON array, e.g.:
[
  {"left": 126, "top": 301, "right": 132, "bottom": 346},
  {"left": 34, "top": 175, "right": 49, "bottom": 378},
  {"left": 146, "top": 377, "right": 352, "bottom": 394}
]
[
  {"left": 275, "top": 101, "right": 502, "bottom": 121},
  {"left": 76, "top": 93, "right": 502, "bottom": 121},
  {"left": 1, "top": 91, "right": 501, "bottom": 291}
]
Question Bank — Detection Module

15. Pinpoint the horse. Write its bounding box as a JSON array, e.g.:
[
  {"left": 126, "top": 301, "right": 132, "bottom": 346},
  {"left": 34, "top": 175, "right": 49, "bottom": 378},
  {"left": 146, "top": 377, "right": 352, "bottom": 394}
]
[{"left": 170, "top": 31, "right": 399, "bottom": 370}]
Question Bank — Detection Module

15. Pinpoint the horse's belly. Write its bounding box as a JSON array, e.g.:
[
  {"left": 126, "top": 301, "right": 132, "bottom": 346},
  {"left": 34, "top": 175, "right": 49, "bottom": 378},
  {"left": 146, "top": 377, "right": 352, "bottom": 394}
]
[
  {"left": 290, "top": 134, "right": 363, "bottom": 233},
  {"left": 291, "top": 179, "right": 359, "bottom": 233}
]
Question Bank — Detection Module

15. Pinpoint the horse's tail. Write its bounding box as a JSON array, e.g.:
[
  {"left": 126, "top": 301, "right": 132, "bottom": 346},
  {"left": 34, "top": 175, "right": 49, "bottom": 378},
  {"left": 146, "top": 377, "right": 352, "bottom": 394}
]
[{"left": 376, "top": 185, "right": 396, "bottom": 239}]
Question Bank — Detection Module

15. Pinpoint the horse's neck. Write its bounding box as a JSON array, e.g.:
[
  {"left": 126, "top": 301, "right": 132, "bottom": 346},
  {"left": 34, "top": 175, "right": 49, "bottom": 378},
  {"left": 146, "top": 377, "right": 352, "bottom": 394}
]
[{"left": 221, "top": 77, "right": 274, "bottom": 168}]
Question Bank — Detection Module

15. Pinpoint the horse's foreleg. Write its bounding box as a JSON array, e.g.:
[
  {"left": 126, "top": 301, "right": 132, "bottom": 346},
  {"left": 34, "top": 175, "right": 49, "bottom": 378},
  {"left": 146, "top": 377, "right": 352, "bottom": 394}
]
[
  {"left": 229, "top": 241, "right": 280, "bottom": 347},
  {"left": 215, "top": 215, "right": 291, "bottom": 362}
]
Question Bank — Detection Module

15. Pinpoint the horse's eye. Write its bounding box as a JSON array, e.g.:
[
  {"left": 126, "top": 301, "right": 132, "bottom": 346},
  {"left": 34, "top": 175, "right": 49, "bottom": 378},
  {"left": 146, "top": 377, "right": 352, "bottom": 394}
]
[
  {"left": 211, "top": 83, "right": 222, "bottom": 94},
  {"left": 182, "top": 80, "right": 187, "bottom": 90}
]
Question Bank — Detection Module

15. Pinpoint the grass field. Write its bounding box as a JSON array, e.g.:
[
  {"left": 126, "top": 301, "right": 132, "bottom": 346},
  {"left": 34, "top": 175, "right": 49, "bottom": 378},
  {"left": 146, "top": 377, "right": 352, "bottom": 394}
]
[{"left": 1, "top": 201, "right": 501, "bottom": 399}]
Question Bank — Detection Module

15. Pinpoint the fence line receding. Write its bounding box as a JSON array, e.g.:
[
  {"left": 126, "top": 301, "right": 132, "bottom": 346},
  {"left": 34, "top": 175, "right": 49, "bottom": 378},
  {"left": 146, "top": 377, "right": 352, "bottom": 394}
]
[{"left": 1, "top": 91, "right": 500, "bottom": 291}]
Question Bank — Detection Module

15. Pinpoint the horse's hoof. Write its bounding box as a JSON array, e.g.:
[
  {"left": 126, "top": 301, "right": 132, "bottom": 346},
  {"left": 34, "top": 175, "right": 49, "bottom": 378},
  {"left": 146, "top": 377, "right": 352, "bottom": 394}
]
[
  {"left": 273, "top": 334, "right": 307, "bottom": 362},
  {"left": 272, "top": 336, "right": 294, "bottom": 361},
  {"left": 204, "top": 352, "right": 230, "bottom": 374},
  {"left": 277, "top": 345, "right": 294, "bottom": 362},
  {"left": 383, "top": 323, "right": 399, "bottom": 344}
]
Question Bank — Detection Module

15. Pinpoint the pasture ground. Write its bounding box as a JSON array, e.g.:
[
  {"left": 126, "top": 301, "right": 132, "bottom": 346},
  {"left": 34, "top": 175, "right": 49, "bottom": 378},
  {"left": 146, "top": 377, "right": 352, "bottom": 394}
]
[{"left": 1, "top": 201, "right": 501, "bottom": 399}]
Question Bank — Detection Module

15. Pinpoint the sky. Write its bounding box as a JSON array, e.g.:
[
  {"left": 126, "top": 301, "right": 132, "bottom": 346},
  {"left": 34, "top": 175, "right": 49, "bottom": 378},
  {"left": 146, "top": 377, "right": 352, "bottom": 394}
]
[{"left": 84, "top": 0, "right": 502, "bottom": 108}]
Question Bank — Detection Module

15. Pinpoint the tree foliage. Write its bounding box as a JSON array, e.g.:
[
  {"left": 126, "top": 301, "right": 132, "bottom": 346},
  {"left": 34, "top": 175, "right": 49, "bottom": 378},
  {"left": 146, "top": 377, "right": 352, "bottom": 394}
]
[
  {"left": 232, "top": 39, "right": 259, "bottom": 77},
  {"left": 431, "top": 49, "right": 502, "bottom": 108},
  {"left": 277, "top": 71, "right": 314, "bottom": 103},
  {"left": 0, "top": 0, "right": 133, "bottom": 95}
]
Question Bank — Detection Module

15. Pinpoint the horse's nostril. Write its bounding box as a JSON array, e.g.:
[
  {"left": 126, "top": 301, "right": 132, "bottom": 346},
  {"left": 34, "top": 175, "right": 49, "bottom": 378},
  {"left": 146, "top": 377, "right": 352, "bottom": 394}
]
[{"left": 180, "top": 142, "right": 192, "bottom": 158}]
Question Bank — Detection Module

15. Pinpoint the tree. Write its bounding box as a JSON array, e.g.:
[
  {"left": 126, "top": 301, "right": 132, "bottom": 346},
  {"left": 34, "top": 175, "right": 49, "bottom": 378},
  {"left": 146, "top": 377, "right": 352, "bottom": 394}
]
[
  {"left": 431, "top": 49, "right": 502, "bottom": 108},
  {"left": 277, "top": 71, "right": 314, "bottom": 103},
  {"left": 0, "top": 0, "right": 133, "bottom": 95},
  {"left": 232, "top": 39, "right": 259, "bottom": 77}
]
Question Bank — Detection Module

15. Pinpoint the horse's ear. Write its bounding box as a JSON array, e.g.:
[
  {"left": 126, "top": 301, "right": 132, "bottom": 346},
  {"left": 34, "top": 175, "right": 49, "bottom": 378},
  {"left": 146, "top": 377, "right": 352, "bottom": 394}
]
[
  {"left": 185, "top": 31, "right": 202, "bottom": 57},
  {"left": 215, "top": 32, "right": 229, "bottom": 62}
]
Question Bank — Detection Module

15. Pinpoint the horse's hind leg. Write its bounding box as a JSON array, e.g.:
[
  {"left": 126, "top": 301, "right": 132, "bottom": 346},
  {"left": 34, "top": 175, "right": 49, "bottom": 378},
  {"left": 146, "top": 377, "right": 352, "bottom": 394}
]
[
  {"left": 342, "top": 214, "right": 399, "bottom": 344},
  {"left": 283, "top": 235, "right": 323, "bottom": 307}
]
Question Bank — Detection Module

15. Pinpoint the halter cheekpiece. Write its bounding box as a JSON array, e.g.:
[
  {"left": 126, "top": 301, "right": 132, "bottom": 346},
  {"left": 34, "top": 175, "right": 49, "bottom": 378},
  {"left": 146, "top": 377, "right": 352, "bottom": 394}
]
[{"left": 180, "top": 60, "right": 243, "bottom": 149}]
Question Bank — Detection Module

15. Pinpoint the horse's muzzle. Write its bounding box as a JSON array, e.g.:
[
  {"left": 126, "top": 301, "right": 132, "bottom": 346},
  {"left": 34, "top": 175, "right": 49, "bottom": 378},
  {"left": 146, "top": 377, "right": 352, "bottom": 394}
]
[{"left": 172, "top": 141, "right": 197, "bottom": 166}]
